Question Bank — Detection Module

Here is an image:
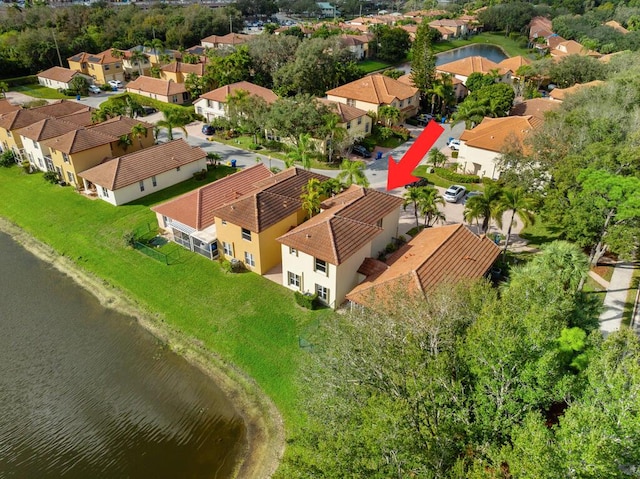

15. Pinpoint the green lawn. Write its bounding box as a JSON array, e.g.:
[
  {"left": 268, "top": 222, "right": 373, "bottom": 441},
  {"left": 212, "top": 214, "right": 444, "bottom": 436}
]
[
  {"left": 412, "top": 165, "right": 483, "bottom": 190},
  {"left": 519, "top": 220, "right": 563, "bottom": 248},
  {"left": 358, "top": 59, "right": 392, "bottom": 73},
  {"left": 433, "top": 32, "right": 533, "bottom": 58},
  {"left": 11, "top": 84, "right": 75, "bottom": 100},
  {"left": 0, "top": 166, "right": 335, "bottom": 427}
]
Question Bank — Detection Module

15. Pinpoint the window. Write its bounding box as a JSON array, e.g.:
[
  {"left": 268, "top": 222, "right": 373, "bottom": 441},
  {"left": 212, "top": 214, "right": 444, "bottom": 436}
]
[
  {"left": 162, "top": 215, "right": 168, "bottom": 227},
  {"left": 241, "top": 228, "right": 251, "bottom": 241},
  {"left": 176, "top": 166, "right": 181, "bottom": 172},
  {"left": 346, "top": 99, "right": 355, "bottom": 107},
  {"left": 33, "top": 139, "right": 39, "bottom": 150},
  {"left": 314, "top": 258, "right": 327, "bottom": 274},
  {"left": 115, "top": 63, "right": 120, "bottom": 69},
  {"left": 221, "top": 220, "right": 227, "bottom": 226},
  {"left": 289, "top": 247, "right": 298, "bottom": 256},
  {"left": 152, "top": 176, "right": 157, "bottom": 187},
  {"left": 104, "top": 65, "right": 110, "bottom": 70},
  {"left": 315, "top": 284, "right": 329, "bottom": 303},
  {"left": 399, "top": 100, "right": 404, "bottom": 108},
  {"left": 357, "top": 117, "right": 362, "bottom": 125},
  {"left": 244, "top": 251, "right": 255, "bottom": 267},
  {"left": 67, "top": 171, "right": 75, "bottom": 184},
  {"left": 62, "top": 153, "right": 69, "bottom": 163},
  {"left": 288, "top": 271, "right": 301, "bottom": 289},
  {"left": 139, "top": 180, "right": 145, "bottom": 192},
  {"left": 365, "top": 123, "right": 370, "bottom": 133},
  {"left": 101, "top": 186, "right": 109, "bottom": 197},
  {"left": 377, "top": 218, "right": 383, "bottom": 227},
  {"left": 346, "top": 121, "right": 351, "bottom": 130},
  {"left": 223, "top": 242, "right": 233, "bottom": 256},
  {"left": 6, "top": 130, "right": 11, "bottom": 138}
]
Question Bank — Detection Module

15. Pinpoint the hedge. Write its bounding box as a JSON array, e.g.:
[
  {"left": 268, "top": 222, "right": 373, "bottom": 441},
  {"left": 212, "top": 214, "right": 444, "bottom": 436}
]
[
  {"left": 4, "top": 75, "right": 38, "bottom": 87},
  {"left": 294, "top": 291, "right": 317, "bottom": 310},
  {"left": 434, "top": 166, "right": 480, "bottom": 184}
]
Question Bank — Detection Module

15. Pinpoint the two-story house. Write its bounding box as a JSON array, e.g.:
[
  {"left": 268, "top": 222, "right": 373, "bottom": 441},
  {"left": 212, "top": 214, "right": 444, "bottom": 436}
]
[
  {"left": 211, "top": 168, "right": 329, "bottom": 275},
  {"left": 194, "top": 81, "right": 278, "bottom": 122},
  {"left": 160, "top": 62, "right": 206, "bottom": 84},
  {"left": 67, "top": 50, "right": 125, "bottom": 85},
  {"left": 436, "top": 56, "right": 511, "bottom": 86},
  {"left": 152, "top": 163, "right": 274, "bottom": 259},
  {"left": 42, "top": 116, "right": 154, "bottom": 189},
  {"left": 319, "top": 98, "right": 371, "bottom": 140},
  {"left": 126, "top": 77, "right": 190, "bottom": 105},
  {"left": 277, "top": 185, "right": 403, "bottom": 308},
  {"left": 325, "top": 74, "right": 420, "bottom": 121}
]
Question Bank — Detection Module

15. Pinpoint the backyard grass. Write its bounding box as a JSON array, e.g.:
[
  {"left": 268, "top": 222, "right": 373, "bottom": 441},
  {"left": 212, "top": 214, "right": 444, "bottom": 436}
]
[
  {"left": 519, "top": 220, "right": 563, "bottom": 248},
  {"left": 358, "top": 59, "right": 392, "bottom": 73},
  {"left": 0, "top": 165, "right": 335, "bottom": 428},
  {"left": 433, "top": 32, "right": 533, "bottom": 58},
  {"left": 12, "top": 84, "right": 75, "bottom": 100}
]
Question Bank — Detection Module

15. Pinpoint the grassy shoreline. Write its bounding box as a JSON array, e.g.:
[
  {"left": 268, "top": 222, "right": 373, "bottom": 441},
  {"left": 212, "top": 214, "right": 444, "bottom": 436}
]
[{"left": 0, "top": 165, "right": 335, "bottom": 476}]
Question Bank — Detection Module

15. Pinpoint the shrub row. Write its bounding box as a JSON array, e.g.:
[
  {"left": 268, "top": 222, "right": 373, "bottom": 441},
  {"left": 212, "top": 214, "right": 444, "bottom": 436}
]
[
  {"left": 4, "top": 75, "right": 37, "bottom": 87},
  {"left": 434, "top": 166, "right": 480, "bottom": 184},
  {"left": 294, "top": 291, "right": 318, "bottom": 310}
]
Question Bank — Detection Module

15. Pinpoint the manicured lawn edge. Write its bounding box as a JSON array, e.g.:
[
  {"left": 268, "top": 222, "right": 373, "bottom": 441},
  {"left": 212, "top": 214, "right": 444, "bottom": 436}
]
[
  {"left": 11, "top": 84, "right": 75, "bottom": 100},
  {"left": 0, "top": 166, "right": 335, "bottom": 476}
]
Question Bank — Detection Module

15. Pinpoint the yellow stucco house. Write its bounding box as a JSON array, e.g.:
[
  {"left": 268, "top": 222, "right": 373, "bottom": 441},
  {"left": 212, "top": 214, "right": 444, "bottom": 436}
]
[
  {"left": 67, "top": 50, "right": 125, "bottom": 85},
  {"left": 211, "top": 167, "right": 329, "bottom": 275},
  {"left": 41, "top": 116, "right": 154, "bottom": 189},
  {"left": 160, "top": 62, "right": 206, "bottom": 84}
]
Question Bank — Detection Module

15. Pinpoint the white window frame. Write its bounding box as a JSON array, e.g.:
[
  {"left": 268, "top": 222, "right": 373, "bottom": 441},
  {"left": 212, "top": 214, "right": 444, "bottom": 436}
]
[
  {"left": 241, "top": 228, "right": 251, "bottom": 241},
  {"left": 315, "top": 283, "right": 329, "bottom": 303},
  {"left": 152, "top": 176, "right": 157, "bottom": 187},
  {"left": 288, "top": 271, "right": 301, "bottom": 289},
  {"left": 314, "top": 258, "right": 327, "bottom": 275},
  {"left": 223, "top": 241, "right": 233, "bottom": 256},
  {"left": 289, "top": 247, "right": 298, "bottom": 256},
  {"left": 139, "top": 180, "right": 145, "bottom": 192},
  {"left": 244, "top": 251, "right": 255, "bottom": 267},
  {"left": 101, "top": 186, "right": 108, "bottom": 197}
]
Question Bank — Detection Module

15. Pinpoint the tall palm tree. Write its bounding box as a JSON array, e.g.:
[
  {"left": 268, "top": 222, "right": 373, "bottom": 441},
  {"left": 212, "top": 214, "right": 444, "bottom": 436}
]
[
  {"left": 463, "top": 183, "right": 503, "bottom": 234},
  {"left": 403, "top": 186, "right": 425, "bottom": 228},
  {"left": 337, "top": 159, "right": 369, "bottom": 187},
  {"left": 287, "top": 133, "right": 315, "bottom": 170},
  {"left": 129, "top": 50, "right": 149, "bottom": 77},
  {"left": 428, "top": 74, "right": 456, "bottom": 116},
  {"left": 417, "top": 186, "right": 445, "bottom": 227},
  {"left": 322, "top": 112, "right": 346, "bottom": 163},
  {"left": 130, "top": 123, "right": 148, "bottom": 149},
  {"left": 378, "top": 105, "right": 401, "bottom": 127},
  {"left": 427, "top": 148, "right": 447, "bottom": 168},
  {"left": 495, "top": 187, "right": 536, "bottom": 258},
  {"left": 156, "top": 110, "right": 189, "bottom": 141}
]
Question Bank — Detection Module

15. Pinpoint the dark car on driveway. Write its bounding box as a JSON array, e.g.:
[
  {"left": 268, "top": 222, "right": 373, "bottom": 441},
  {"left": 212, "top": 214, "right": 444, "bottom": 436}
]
[
  {"left": 406, "top": 177, "right": 430, "bottom": 188},
  {"left": 352, "top": 145, "right": 372, "bottom": 158},
  {"left": 202, "top": 124, "right": 215, "bottom": 135}
]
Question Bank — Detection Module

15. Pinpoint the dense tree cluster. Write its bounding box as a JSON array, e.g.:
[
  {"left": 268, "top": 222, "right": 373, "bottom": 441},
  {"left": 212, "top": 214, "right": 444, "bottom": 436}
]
[
  {"left": 552, "top": 11, "right": 640, "bottom": 53},
  {"left": 277, "top": 241, "right": 640, "bottom": 478}
]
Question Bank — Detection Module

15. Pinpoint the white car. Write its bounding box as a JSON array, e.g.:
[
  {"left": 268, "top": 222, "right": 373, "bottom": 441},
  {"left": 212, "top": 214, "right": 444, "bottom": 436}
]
[
  {"left": 88, "top": 85, "right": 101, "bottom": 94},
  {"left": 447, "top": 139, "right": 461, "bottom": 150},
  {"left": 443, "top": 185, "right": 467, "bottom": 203},
  {"left": 108, "top": 80, "right": 122, "bottom": 89}
]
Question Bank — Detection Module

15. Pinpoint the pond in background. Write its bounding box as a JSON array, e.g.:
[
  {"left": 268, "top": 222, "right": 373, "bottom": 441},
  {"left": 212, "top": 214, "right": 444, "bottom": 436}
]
[
  {"left": 0, "top": 231, "right": 246, "bottom": 478},
  {"left": 436, "top": 44, "right": 508, "bottom": 66}
]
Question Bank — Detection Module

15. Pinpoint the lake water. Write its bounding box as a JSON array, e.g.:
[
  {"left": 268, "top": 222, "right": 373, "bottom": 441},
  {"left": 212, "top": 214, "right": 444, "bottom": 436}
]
[
  {"left": 0, "top": 231, "right": 246, "bottom": 478},
  {"left": 436, "top": 44, "right": 508, "bottom": 66}
]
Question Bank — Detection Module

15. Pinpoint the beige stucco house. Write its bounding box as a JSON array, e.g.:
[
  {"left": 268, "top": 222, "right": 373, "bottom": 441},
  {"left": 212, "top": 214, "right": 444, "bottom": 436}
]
[
  {"left": 325, "top": 74, "right": 420, "bottom": 120},
  {"left": 194, "top": 81, "right": 278, "bottom": 122},
  {"left": 277, "top": 186, "right": 403, "bottom": 308},
  {"left": 126, "top": 77, "right": 190, "bottom": 105},
  {"left": 37, "top": 66, "right": 93, "bottom": 91}
]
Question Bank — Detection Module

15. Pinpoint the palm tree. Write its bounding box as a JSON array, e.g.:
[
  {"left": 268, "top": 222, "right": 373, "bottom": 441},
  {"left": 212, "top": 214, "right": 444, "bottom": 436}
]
[
  {"left": 417, "top": 186, "right": 445, "bottom": 227},
  {"left": 322, "top": 112, "right": 346, "bottom": 163},
  {"left": 428, "top": 74, "right": 456, "bottom": 116},
  {"left": 130, "top": 123, "right": 148, "bottom": 149},
  {"left": 403, "top": 186, "right": 425, "bottom": 228},
  {"left": 300, "top": 178, "right": 322, "bottom": 219},
  {"left": 378, "top": 105, "right": 401, "bottom": 127},
  {"left": 463, "top": 183, "right": 503, "bottom": 234},
  {"left": 495, "top": 187, "right": 536, "bottom": 258},
  {"left": 287, "top": 133, "right": 315, "bottom": 170},
  {"left": 320, "top": 178, "right": 343, "bottom": 197},
  {"left": 427, "top": 148, "right": 447, "bottom": 168},
  {"left": 118, "top": 134, "right": 133, "bottom": 152},
  {"left": 337, "top": 159, "right": 369, "bottom": 187},
  {"left": 206, "top": 152, "right": 222, "bottom": 167},
  {"left": 156, "top": 110, "right": 189, "bottom": 141},
  {"left": 129, "top": 50, "right": 149, "bottom": 77}
]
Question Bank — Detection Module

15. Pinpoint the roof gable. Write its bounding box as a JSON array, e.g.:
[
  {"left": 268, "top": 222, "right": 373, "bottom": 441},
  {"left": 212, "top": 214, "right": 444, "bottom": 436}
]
[
  {"left": 37, "top": 66, "right": 80, "bottom": 83},
  {"left": 198, "top": 81, "right": 278, "bottom": 104},
  {"left": 459, "top": 115, "right": 543, "bottom": 153},
  {"left": 126, "top": 77, "right": 187, "bottom": 96},
  {"left": 436, "top": 56, "right": 502, "bottom": 77},
  {"left": 326, "top": 74, "right": 418, "bottom": 105}
]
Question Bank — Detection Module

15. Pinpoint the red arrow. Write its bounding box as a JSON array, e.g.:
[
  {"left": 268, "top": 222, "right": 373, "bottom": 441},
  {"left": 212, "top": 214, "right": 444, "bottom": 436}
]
[{"left": 386, "top": 120, "right": 445, "bottom": 191}]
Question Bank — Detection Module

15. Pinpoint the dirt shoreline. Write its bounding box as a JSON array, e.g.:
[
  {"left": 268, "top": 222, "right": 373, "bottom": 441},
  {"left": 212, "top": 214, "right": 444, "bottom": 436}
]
[{"left": 0, "top": 216, "right": 285, "bottom": 479}]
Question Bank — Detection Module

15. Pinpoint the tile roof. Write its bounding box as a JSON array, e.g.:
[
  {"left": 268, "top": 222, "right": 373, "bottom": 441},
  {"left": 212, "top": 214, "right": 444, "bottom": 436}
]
[
  {"left": 605, "top": 20, "right": 629, "bottom": 34},
  {"left": 37, "top": 66, "right": 81, "bottom": 83},
  {"left": 398, "top": 72, "right": 463, "bottom": 87},
  {"left": 510, "top": 98, "right": 559, "bottom": 120},
  {"left": 277, "top": 186, "right": 403, "bottom": 264},
  {"left": 33, "top": 100, "right": 92, "bottom": 119},
  {"left": 346, "top": 224, "right": 500, "bottom": 307},
  {"left": 41, "top": 128, "right": 115, "bottom": 154},
  {"left": 201, "top": 33, "right": 250, "bottom": 46},
  {"left": 89, "top": 116, "right": 153, "bottom": 138},
  {"left": 212, "top": 167, "right": 329, "bottom": 232},
  {"left": 151, "top": 163, "right": 274, "bottom": 230},
  {"left": 498, "top": 55, "right": 531, "bottom": 73},
  {"left": 326, "top": 73, "right": 418, "bottom": 105},
  {"left": 16, "top": 117, "right": 82, "bottom": 142},
  {"left": 67, "top": 49, "right": 121, "bottom": 65},
  {"left": 429, "top": 18, "right": 469, "bottom": 27},
  {"left": 198, "top": 81, "right": 278, "bottom": 104},
  {"left": 56, "top": 110, "right": 94, "bottom": 127},
  {"left": 436, "top": 56, "right": 502, "bottom": 77},
  {"left": 0, "top": 108, "right": 50, "bottom": 132},
  {"left": 79, "top": 139, "right": 206, "bottom": 190},
  {"left": 549, "top": 80, "right": 605, "bottom": 100},
  {"left": 318, "top": 99, "right": 368, "bottom": 122},
  {"left": 459, "top": 115, "right": 543, "bottom": 153},
  {"left": 0, "top": 100, "right": 21, "bottom": 116},
  {"left": 126, "top": 76, "right": 187, "bottom": 97},
  {"left": 551, "top": 40, "right": 600, "bottom": 57},
  {"left": 160, "top": 62, "right": 206, "bottom": 76}
]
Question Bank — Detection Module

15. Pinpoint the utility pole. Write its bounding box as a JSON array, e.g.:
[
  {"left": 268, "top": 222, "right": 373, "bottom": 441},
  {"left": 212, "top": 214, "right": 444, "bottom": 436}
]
[
  {"left": 52, "top": 29, "right": 63, "bottom": 67},
  {"left": 229, "top": 15, "right": 233, "bottom": 33}
]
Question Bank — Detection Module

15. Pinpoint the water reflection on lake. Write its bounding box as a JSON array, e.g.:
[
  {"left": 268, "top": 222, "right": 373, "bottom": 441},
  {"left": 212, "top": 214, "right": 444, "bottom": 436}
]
[
  {"left": 0, "top": 231, "right": 246, "bottom": 478},
  {"left": 436, "top": 44, "right": 509, "bottom": 65}
]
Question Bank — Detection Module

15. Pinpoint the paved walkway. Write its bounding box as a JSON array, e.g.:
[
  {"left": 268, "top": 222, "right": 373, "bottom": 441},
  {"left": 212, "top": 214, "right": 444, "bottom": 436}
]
[{"left": 599, "top": 262, "right": 637, "bottom": 336}]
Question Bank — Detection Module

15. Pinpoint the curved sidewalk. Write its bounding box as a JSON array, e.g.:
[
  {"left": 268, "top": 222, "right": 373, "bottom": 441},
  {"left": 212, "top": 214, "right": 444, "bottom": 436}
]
[{"left": 599, "top": 262, "right": 637, "bottom": 336}]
